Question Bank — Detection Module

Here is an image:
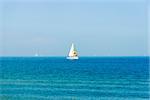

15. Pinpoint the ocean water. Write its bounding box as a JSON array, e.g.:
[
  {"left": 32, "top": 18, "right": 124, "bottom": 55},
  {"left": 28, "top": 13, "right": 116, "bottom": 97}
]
[{"left": 0, "top": 57, "right": 149, "bottom": 100}]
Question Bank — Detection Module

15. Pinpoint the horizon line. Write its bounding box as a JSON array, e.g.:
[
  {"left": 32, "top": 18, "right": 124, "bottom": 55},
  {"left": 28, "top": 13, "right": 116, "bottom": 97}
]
[{"left": 0, "top": 56, "right": 149, "bottom": 57}]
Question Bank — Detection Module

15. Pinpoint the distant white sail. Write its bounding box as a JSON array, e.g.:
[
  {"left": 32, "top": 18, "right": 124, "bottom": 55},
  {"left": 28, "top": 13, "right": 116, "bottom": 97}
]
[{"left": 67, "top": 43, "right": 78, "bottom": 60}]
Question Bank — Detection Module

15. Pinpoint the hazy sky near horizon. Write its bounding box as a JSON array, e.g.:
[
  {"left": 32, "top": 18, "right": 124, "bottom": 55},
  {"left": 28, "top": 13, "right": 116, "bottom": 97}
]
[{"left": 0, "top": 0, "right": 148, "bottom": 56}]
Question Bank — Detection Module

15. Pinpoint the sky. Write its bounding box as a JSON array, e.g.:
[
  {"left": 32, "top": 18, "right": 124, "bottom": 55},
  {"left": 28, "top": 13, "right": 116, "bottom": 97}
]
[{"left": 0, "top": 0, "right": 149, "bottom": 56}]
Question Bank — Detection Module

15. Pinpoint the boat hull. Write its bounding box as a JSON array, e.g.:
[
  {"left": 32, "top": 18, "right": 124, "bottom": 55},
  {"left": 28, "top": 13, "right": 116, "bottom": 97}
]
[{"left": 66, "top": 56, "right": 79, "bottom": 60}]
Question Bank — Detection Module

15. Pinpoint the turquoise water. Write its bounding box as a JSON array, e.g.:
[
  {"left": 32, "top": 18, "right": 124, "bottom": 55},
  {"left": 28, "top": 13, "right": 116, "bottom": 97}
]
[{"left": 0, "top": 57, "right": 149, "bottom": 100}]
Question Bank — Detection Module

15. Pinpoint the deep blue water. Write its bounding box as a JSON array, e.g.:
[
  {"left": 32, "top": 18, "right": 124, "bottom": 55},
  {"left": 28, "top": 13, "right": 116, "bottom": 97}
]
[{"left": 0, "top": 57, "right": 149, "bottom": 100}]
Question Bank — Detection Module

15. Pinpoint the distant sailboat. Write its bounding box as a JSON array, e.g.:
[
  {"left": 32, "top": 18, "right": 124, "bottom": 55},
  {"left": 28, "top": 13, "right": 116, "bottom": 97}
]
[{"left": 67, "top": 43, "right": 79, "bottom": 60}]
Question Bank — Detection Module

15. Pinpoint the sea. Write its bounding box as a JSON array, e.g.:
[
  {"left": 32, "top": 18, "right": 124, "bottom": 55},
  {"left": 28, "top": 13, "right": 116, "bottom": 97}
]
[{"left": 0, "top": 57, "right": 149, "bottom": 100}]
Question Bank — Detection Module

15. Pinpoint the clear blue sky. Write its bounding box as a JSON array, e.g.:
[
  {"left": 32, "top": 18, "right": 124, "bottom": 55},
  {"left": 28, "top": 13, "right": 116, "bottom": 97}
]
[{"left": 0, "top": 0, "right": 148, "bottom": 56}]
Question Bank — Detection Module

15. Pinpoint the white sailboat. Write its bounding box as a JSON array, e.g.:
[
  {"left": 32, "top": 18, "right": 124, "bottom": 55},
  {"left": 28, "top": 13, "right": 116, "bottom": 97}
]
[{"left": 67, "top": 43, "right": 79, "bottom": 60}]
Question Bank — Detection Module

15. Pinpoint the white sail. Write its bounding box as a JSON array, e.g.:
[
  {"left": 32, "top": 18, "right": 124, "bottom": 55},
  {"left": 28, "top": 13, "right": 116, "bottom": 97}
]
[
  {"left": 67, "top": 43, "right": 78, "bottom": 60},
  {"left": 68, "top": 43, "right": 74, "bottom": 57}
]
